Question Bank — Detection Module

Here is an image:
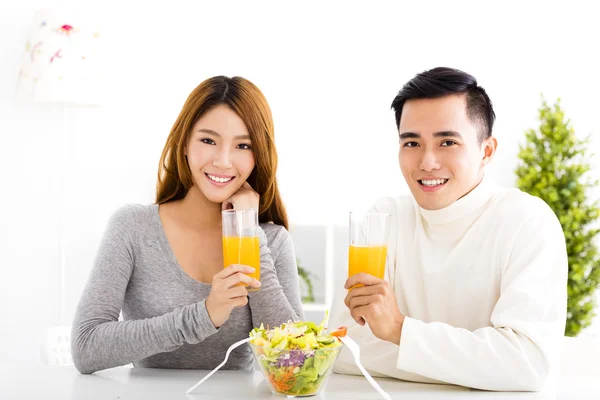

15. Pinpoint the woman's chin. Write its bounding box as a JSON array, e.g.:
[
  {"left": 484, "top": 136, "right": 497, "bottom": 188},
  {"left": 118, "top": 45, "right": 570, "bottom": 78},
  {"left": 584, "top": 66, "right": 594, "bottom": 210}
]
[
  {"left": 193, "top": 178, "right": 247, "bottom": 205},
  {"left": 191, "top": 185, "right": 232, "bottom": 205},
  {"left": 205, "top": 193, "right": 231, "bottom": 205}
]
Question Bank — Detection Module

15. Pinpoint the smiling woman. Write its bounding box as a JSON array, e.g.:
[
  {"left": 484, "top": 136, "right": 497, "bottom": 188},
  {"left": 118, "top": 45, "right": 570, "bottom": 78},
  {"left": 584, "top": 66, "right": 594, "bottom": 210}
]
[
  {"left": 156, "top": 76, "right": 288, "bottom": 227},
  {"left": 175, "top": 105, "right": 256, "bottom": 210},
  {"left": 70, "top": 76, "right": 304, "bottom": 374}
]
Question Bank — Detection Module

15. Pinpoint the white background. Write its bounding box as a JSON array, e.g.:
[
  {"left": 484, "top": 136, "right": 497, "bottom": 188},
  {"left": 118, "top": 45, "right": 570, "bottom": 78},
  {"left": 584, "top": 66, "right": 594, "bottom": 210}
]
[{"left": 1, "top": 0, "right": 599, "bottom": 365}]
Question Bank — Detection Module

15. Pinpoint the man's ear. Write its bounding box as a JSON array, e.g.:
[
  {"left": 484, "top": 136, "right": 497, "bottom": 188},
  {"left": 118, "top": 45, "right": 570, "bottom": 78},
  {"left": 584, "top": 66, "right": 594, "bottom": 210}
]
[{"left": 481, "top": 137, "right": 497, "bottom": 167}]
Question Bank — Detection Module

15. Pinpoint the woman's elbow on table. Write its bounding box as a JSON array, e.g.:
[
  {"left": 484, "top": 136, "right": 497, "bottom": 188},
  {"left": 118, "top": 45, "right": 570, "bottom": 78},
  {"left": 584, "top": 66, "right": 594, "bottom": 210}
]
[
  {"left": 71, "top": 349, "right": 97, "bottom": 375},
  {"left": 70, "top": 327, "right": 98, "bottom": 374},
  {"left": 71, "top": 345, "right": 97, "bottom": 374}
]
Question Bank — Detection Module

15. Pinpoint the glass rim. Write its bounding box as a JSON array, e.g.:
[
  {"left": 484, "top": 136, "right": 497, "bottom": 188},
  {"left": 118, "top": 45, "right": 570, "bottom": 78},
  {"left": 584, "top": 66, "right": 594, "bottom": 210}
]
[{"left": 221, "top": 208, "right": 258, "bottom": 215}]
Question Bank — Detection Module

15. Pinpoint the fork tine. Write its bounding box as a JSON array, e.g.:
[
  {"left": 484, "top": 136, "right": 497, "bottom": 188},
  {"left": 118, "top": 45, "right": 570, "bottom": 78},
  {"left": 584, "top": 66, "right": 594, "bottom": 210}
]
[
  {"left": 340, "top": 336, "right": 391, "bottom": 400},
  {"left": 186, "top": 337, "right": 252, "bottom": 394}
]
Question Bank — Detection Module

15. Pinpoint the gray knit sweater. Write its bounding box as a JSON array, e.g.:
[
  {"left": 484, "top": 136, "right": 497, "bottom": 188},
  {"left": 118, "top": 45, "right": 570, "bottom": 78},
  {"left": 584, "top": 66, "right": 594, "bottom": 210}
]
[{"left": 71, "top": 204, "right": 304, "bottom": 374}]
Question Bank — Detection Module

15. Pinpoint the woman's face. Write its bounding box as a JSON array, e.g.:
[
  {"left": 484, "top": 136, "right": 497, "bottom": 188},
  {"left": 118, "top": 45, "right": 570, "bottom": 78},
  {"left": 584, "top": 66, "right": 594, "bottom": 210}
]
[{"left": 186, "top": 104, "right": 255, "bottom": 204}]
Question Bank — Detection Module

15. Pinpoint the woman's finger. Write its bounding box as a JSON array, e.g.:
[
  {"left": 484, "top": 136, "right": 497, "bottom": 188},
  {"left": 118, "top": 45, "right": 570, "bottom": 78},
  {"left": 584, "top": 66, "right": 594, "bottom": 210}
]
[
  {"left": 223, "top": 271, "right": 260, "bottom": 289},
  {"left": 231, "top": 295, "right": 249, "bottom": 308},
  {"left": 217, "top": 264, "right": 255, "bottom": 279},
  {"left": 227, "top": 285, "right": 249, "bottom": 299},
  {"left": 221, "top": 198, "right": 234, "bottom": 211}
]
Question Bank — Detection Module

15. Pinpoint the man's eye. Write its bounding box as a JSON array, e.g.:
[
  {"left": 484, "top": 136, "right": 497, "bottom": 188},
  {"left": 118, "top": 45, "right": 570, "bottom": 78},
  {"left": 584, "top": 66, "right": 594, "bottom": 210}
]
[
  {"left": 403, "top": 141, "right": 419, "bottom": 148},
  {"left": 441, "top": 140, "right": 456, "bottom": 147},
  {"left": 201, "top": 138, "right": 215, "bottom": 145},
  {"left": 237, "top": 143, "right": 252, "bottom": 150}
]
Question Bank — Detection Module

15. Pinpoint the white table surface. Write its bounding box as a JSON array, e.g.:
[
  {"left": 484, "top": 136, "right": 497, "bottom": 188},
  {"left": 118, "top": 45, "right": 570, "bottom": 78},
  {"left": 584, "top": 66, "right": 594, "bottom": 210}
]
[{"left": 1, "top": 364, "right": 599, "bottom": 400}]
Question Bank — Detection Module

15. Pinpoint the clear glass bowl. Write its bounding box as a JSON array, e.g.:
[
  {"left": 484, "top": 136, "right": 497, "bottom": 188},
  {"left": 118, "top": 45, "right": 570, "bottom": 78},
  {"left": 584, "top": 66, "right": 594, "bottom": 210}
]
[{"left": 249, "top": 342, "right": 342, "bottom": 397}]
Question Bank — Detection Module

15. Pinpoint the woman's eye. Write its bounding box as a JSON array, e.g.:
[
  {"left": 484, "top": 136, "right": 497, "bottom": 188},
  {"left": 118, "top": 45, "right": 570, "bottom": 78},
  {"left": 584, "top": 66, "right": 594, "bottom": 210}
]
[
  {"left": 237, "top": 143, "right": 252, "bottom": 150},
  {"left": 201, "top": 138, "right": 215, "bottom": 145},
  {"left": 441, "top": 140, "right": 456, "bottom": 147},
  {"left": 403, "top": 141, "right": 419, "bottom": 148}
]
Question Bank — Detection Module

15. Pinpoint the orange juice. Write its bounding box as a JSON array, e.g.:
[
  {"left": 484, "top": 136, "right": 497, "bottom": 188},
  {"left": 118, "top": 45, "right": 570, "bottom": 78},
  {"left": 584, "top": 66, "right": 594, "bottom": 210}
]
[
  {"left": 348, "top": 245, "right": 387, "bottom": 288},
  {"left": 223, "top": 236, "right": 260, "bottom": 285}
]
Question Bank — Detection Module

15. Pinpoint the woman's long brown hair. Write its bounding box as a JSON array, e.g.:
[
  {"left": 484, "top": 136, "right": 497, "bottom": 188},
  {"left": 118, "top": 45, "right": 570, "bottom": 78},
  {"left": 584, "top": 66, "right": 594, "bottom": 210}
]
[{"left": 156, "top": 76, "right": 289, "bottom": 230}]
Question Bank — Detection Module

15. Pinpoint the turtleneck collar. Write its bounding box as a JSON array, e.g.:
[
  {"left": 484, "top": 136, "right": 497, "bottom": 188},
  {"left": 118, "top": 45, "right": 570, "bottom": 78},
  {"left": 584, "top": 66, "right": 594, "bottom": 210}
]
[{"left": 417, "top": 176, "right": 496, "bottom": 227}]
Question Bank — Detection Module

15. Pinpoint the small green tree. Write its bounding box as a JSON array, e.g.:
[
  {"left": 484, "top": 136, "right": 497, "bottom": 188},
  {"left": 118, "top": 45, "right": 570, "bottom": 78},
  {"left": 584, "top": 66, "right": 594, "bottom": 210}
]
[
  {"left": 515, "top": 98, "right": 600, "bottom": 336},
  {"left": 297, "top": 260, "right": 317, "bottom": 303}
]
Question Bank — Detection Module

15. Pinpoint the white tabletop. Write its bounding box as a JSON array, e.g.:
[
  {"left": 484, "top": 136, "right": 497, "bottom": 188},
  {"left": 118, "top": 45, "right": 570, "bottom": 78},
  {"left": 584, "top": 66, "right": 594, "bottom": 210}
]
[{"left": 1, "top": 364, "right": 599, "bottom": 400}]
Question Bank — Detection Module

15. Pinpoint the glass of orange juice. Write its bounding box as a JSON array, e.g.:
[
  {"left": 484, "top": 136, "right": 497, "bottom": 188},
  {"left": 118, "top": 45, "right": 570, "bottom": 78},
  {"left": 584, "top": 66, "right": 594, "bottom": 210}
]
[
  {"left": 348, "top": 212, "right": 390, "bottom": 288},
  {"left": 222, "top": 208, "right": 260, "bottom": 291}
]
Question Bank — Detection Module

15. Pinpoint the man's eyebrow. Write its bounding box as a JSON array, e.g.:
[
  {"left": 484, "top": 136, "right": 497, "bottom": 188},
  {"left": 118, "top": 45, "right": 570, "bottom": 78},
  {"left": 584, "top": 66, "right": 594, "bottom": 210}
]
[
  {"left": 399, "top": 132, "right": 420, "bottom": 140},
  {"left": 399, "top": 131, "right": 463, "bottom": 139},
  {"left": 433, "top": 131, "right": 462, "bottom": 139},
  {"left": 196, "top": 129, "right": 250, "bottom": 140}
]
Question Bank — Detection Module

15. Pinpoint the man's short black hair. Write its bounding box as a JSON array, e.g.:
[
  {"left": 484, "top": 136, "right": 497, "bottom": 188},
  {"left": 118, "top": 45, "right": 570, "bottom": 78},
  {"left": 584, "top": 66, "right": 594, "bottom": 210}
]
[{"left": 391, "top": 67, "right": 496, "bottom": 142}]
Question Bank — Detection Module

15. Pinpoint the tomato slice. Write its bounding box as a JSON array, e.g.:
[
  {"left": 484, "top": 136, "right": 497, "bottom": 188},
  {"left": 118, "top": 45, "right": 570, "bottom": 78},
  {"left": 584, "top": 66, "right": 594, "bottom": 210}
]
[{"left": 330, "top": 326, "right": 347, "bottom": 338}]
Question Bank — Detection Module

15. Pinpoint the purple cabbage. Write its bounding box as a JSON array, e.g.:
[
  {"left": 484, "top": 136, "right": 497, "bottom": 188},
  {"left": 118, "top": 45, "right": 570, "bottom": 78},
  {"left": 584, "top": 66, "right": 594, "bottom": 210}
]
[{"left": 275, "top": 350, "right": 314, "bottom": 368}]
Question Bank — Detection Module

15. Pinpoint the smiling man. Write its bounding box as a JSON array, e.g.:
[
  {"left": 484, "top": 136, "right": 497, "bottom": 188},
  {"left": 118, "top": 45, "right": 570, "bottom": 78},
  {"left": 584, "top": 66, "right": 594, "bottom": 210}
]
[{"left": 329, "top": 67, "right": 568, "bottom": 391}]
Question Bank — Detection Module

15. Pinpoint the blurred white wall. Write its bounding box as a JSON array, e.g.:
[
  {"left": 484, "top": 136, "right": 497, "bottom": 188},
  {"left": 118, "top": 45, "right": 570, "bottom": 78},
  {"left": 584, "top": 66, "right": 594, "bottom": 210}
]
[{"left": 1, "top": 0, "right": 599, "bottom": 365}]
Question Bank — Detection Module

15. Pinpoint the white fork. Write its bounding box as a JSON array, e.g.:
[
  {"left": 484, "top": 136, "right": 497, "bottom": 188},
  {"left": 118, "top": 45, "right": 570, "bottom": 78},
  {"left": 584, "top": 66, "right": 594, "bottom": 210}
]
[
  {"left": 339, "top": 336, "right": 391, "bottom": 400},
  {"left": 186, "top": 337, "right": 252, "bottom": 394}
]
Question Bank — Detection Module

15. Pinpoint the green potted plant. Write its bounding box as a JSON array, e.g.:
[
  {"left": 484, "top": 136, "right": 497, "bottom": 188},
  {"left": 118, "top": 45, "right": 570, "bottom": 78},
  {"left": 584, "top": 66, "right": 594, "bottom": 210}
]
[
  {"left": 297, "top": 259, "right": 316, "bottom": 303},
  {"left": 515, "top": 98, "right": 600, "bottom": 336}
]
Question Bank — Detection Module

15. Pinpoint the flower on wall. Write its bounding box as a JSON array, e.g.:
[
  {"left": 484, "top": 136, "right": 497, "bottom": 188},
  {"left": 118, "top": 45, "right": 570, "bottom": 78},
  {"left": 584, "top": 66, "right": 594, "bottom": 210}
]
[
  {"left": 15, "top": 10, "right": 105, "bottom": 106},
  {"left": 56, "top": 24, "right": 75, "bottom": 35}
]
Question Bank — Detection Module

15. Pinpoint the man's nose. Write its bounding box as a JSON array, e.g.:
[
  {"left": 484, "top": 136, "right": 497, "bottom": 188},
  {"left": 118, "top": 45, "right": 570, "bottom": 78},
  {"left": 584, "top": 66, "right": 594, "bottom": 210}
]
[{"left": 419, "top": 150, "right": 440, "bottom": 172}]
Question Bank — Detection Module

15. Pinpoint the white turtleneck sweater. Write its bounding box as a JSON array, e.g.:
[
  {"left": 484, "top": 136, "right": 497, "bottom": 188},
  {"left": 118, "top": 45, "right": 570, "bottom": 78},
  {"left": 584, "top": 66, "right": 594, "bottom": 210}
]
[{"left": 329, "top": 178, "right": 568, "bottom": 391}]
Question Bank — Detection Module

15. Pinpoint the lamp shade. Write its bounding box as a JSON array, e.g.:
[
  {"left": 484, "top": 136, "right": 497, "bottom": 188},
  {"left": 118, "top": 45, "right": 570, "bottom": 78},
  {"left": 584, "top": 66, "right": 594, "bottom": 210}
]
[{"left": 15, "top": 9, "right": 105, "bottom": 106}]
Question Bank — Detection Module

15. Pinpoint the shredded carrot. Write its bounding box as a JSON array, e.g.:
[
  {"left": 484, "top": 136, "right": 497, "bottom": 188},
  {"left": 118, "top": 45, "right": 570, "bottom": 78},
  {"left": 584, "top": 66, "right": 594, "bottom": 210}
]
[{"left": 268, "top": 367, "right": 297, "bottom": 393}]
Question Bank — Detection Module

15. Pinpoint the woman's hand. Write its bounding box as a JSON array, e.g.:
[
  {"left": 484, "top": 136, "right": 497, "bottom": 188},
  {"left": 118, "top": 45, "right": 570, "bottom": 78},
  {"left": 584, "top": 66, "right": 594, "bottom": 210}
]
[
  {"left": 222, "top": 182, "right": 260, "bottom": 211},
  {"left": 205, "top": 264, "right": 261, "bottom": 328}
]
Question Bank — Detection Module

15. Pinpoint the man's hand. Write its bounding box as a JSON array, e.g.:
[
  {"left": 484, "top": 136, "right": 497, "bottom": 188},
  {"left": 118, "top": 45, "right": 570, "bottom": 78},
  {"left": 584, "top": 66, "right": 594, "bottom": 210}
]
[{"left": 344, "top": 273, "right": 405, "bottom": 345}]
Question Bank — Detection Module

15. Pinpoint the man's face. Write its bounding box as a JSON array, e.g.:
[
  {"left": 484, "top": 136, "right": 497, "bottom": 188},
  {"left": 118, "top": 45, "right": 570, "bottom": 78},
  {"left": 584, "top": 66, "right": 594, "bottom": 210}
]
[{"left": 398, "top": 94, "right": 496, "bottom": 210}]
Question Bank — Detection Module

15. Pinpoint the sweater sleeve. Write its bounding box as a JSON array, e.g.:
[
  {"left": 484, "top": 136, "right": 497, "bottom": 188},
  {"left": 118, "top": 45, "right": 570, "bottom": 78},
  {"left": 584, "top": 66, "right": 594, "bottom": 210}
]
[
  {"left": 248, "top": 226, "right": 304, "bottom": 328},
  {"left": 394, "top": 204, "right": 568, "bottom": 391},
  {"left": 331, "top": 199, "right": 568, "bottom": 391},
  {"left": 71, "top": 206, "right": 218, "bottom": 374}
]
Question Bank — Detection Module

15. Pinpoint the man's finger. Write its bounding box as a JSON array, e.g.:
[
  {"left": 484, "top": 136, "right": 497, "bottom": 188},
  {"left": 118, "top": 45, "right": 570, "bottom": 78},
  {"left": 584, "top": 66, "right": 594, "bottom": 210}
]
[
  {"left": 349, "top": 294, "right": 380, "bottom": 310},
  {"left": 344, "top": 285, "right": 377, "bottom": 307},
  {"left": 345, "top": 272, "right": 384, "bottom": 289},
  {"left": 349, "top": 284, "right": 382, "bottom": 297},
  {"left": 350, "top": 305, "right": 370, "bottom": 326}
]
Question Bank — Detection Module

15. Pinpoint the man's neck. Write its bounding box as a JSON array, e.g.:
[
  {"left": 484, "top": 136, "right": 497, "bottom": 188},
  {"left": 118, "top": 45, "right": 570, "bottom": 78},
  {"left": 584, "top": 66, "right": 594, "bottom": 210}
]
[
  {"left": 457, "top": 175, "right": 484, "bottom": 202},
  {"left": 418, "top": 174, "right": 494, "bottom": 229}
]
